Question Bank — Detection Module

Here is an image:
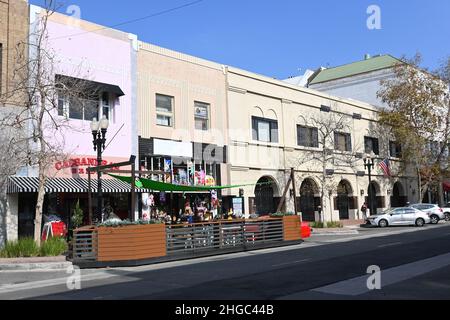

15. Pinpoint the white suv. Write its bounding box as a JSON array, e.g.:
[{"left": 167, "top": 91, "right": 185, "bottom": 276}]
[{"left": 409, "top": 204, "right": 446, "bottom": 224}]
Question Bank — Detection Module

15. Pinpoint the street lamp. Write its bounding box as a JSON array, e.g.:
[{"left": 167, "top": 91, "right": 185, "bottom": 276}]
[
  {"left": 364, "top": 153, "right": 375, "bottom": 216},
  {"left": 91, "top": 115, "right": 109, "bottom": 222}
]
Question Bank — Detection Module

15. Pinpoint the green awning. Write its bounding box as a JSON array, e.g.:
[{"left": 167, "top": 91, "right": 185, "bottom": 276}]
[{"left": 108, "top": 174, "right": 264, "bottom": 192}]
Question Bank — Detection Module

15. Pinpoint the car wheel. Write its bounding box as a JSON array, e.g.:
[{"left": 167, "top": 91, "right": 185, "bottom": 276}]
[
  {"left": 445, "top": 213, "right": 450, "bottom": 222},
  {"left": 430, "top": 215, "right": 439, "bottom": 225},
  {"left": 378, "top": 219, "right": 388, "bottom": 228},
  {"left": 416, "top": 218, "right": 425, "bottom": 227}
]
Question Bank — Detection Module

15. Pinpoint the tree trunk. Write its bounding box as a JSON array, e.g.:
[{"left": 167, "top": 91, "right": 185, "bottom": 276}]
[
  {"left": 34, "top": 168, "right": 46, "bottom": 246},
  {"left": 438, "top": 177, "right": 445, "bottom": 206}
]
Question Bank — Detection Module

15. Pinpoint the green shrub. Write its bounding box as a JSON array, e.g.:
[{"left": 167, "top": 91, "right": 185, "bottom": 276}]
[
  {"left": 270, "top": 212, "right": 295, "bottom": 218},
  {"left": 71, "top": 199, "right": 84, "bottom": 229},
  {"left": 310, "top": 222, "right": 325, "bottom": 229},
  {"left": 0, "top": 238, "right": 39, "bottom": 258},
  {"left": 40, "top": 237, "right": 68, "bottom": 257},
  {"left": 98, "top": 219, "right": 163, "bottom": 228},
  {"left": 326, "top": 221, "right": 344, "bottom": 228},
  {"left": 309, "top": 221, "right": 344, "bottom": 229}
]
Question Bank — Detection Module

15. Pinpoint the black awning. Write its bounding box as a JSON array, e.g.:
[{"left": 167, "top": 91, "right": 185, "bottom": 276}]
[
  {"left": 7, "top": 176, "right": 150, "bottom": 194},
  {"left": 55, "top": 74, "right": 125, "bottom": 97}
]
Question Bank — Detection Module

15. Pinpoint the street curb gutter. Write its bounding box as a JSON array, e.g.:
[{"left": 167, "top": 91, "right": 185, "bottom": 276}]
[
  {"left": 311, "top": 230, "right": 359, "bottom": 236},
  {"left": 0, "top": 262, "right": 72, "bottom": 271}
]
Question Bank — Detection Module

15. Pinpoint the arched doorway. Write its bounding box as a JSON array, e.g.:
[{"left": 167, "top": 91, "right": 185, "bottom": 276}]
[
  {"left": 300, "top": 179, "right": 319, "bottom": 222},
  {"left": 391, "top": 182, "right": 407, "bottom": 207},
  {"left": 255, "top": 177, "right": 277, "bottom": 215},
  {"left": 337, "top": 180, "right": 353, "bottom": 220},
  {"left": 368, "top": 182, "right": 380, "bottom": 215}
]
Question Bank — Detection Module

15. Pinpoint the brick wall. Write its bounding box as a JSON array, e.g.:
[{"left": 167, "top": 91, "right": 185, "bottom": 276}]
[{"left": 0, "top": 0, "right": 29, "bottom": 98}]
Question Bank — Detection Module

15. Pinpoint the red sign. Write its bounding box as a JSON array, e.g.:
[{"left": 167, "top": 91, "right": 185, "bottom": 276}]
[{"left": 55, "top": 157, "right": 120, "bottom": 175}]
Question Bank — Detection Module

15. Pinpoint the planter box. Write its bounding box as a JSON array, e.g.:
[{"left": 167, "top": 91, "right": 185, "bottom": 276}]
[
  {"left": 283, "top": 216, "right": 302, "bottom": 241},
  {"left": 97, "top": 224, "right": 167, "bottom": 262}
]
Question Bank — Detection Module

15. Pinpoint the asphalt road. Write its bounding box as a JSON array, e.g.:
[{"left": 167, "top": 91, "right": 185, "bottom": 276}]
[{"left": 1, "top": 223, "right": 450, "bottom": 300}]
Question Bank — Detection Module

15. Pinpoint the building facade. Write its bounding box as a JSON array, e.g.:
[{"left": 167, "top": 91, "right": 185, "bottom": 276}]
[
  {"left": 4, "top": 5, "right": 140, "bottom": 241},
  {"left": 1, "top": 6, "right": 422, "bottom": 246},
  {"left": 0, "top": 0, "right": 29, "bottom": 98},
  {"left": 136, "top": 42, "right": 229, "bottom": 218},
  {"left": 225, "top": 66, "right": 418, "bottom": 222},
  {"left": 306, "top": 55, "right": 401, "bottom": 108},
  {"left": 0, "top": 0, "right": 29, "bottom": 247}
]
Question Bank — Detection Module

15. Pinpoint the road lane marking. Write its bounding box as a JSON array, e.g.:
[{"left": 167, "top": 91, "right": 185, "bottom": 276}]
[
  {"left": 306, "top": 252, "right": 450, "bottom": 297},
  {"left": 377, "top": 242, "right": 403, "bottom": 248},
  {"left": 272, "top": 259, "right": 312, "bottom": 268}
]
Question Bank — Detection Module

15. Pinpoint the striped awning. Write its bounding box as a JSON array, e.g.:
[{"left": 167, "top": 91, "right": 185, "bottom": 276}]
[{"left": 7, "top": 176, "right": 152, "bottom": 194}]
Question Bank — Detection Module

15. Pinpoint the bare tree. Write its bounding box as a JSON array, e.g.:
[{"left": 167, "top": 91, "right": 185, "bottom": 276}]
[
  {"left": 289, "top": 108, "right": 361, "bottom": 222},
  {"left": 0, "top": 1, "right": 97, "bottom": 245}
]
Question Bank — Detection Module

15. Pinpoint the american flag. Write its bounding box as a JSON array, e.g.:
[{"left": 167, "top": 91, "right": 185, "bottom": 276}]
[{"left": 379, "top": 158, "right": 392, "bottom": 177}]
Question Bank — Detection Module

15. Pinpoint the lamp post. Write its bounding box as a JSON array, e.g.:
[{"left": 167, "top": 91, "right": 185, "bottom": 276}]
[
  {"left": 91, "top": 115, "right": 109, "bottom": 222},
  {"left": 364, "top": 153, "right": 375, "bottom": 216}
]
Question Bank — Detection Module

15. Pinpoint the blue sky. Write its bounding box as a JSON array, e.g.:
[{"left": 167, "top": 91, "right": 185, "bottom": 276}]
[{"left": 30, "top": 0, "right": 450, "bottom": 79}]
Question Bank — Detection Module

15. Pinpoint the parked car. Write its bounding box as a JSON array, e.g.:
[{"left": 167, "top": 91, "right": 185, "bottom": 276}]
[
  {"left": 409, "top": 203, "right": 446, "bottom": 224},
  {"left": 366, "top": 207, "right": 430, "bottom": 228},
  {"left": 440, "top": 204, "right": 450, "bottom": 222}
]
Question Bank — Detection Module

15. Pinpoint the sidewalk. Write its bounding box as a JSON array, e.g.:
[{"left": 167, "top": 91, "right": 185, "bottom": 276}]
[{"left": 0, "top": 256, "right": 72, "bottom": 271}]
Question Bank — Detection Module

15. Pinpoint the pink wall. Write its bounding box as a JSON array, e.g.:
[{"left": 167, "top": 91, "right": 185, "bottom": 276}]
[{"left": 44, "top": 18, "right": 135, "bottom": 176}]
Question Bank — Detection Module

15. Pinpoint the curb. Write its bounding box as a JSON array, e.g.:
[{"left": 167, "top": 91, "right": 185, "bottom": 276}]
[
  {"left": 0, "top": 261, "right": 72, "bottom": 271},
  {"left": 311, "top": 230, "right": 360, "bottom": 236}
]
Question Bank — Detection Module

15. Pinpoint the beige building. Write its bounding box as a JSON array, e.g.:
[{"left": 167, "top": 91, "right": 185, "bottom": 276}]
[
  {"left": 135, "top": 42, "right": 418, "bottom": 222},
  {"left": 224, "top": 66, "right": 418, "bottom": 222},
  {"left": 137, "top": 42, "right": 230, "bottom": 215}
]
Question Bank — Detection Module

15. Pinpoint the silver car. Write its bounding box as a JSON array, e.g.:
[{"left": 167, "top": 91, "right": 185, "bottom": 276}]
[
  {"left": 366, "top": 207, "right": 431, "bottom": 228},
  {"left": 440, "top": 204, "right": 450, "bottom": 222},
  {"left": 409, "top": 204, "right": 446, "bottom": 224}
]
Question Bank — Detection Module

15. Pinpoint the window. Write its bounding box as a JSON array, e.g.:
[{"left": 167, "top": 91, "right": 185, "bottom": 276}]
[
  {"left": 334, "top": 132, "right": 352, "bottom": 152},
  {"left": 102, "top": 92, "right": 110, "bottom": 120},
  {"left": 297, "top": 125, "right": 319, "bottom": 148},
  {"left": 364, "top": 137, "right": 380, "bottom": 155},
  {"left": 58, "top": 92, "right": 99, "bottom": 121},
  {"left": 68, "top": 97, "right": 84, "bottom": 120},
  {"left": 156, "top": 94, "right": 174, "bottom": 127},
  {"left": 389, "top": 141, "right": 402, "bottom": 158},
  {"left": 392, "top": 208, "right": 404, "bottom": 215},
  {"left": 252, "top": 117, "right": 278, "bottom": 143},
  {"left": 194, "top": 101, "right": 209, "bottom": 131},
  {"left": 83, "top": 99, "right": 99, "bottom": 121},
  {"left": 57, "top": 93, "right": 65, "bottom": 116},
  {"left": 320, "top": 105, "right": 331, "bottom": 112}
]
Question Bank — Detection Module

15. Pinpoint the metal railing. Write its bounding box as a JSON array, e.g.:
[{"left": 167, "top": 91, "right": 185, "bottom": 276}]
[
  {"left": 73, "top": 227, "right": 97, "bottom": 262},
  {"left": 166, "top": 218, "right": 284, "bottom": 255}
]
